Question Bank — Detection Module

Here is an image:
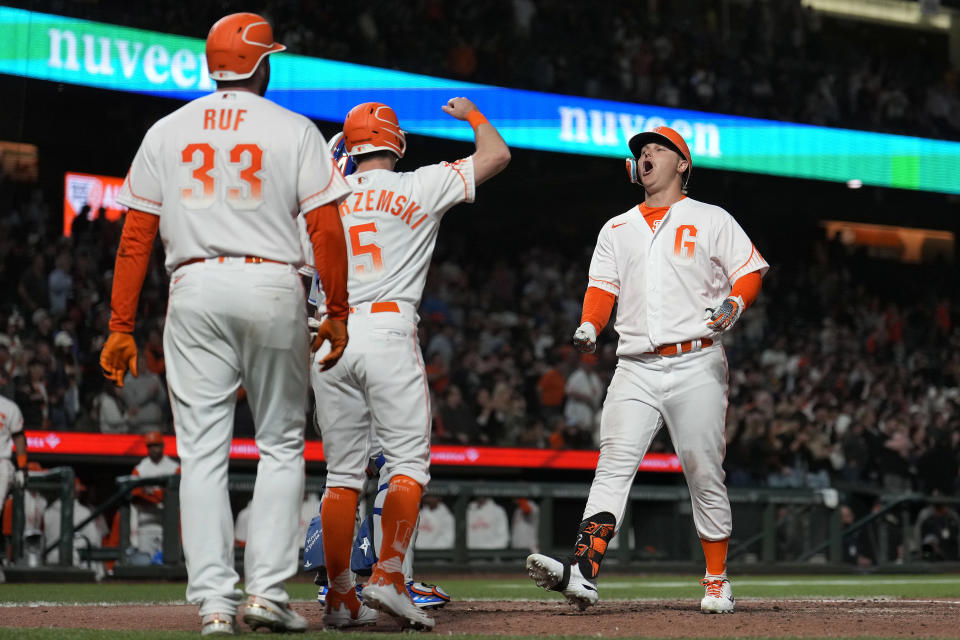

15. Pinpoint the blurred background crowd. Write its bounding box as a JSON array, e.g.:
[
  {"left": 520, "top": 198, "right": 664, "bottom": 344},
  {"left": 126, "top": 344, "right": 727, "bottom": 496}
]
[
  {"left": 1, "top": 1, "right": 959, "bottom": 571},
  {"left": 1, "top": 182, "right": 958, "bottom": 496},
  {"left": 27, "top": 0, "right": 960, "bottom": 142}
]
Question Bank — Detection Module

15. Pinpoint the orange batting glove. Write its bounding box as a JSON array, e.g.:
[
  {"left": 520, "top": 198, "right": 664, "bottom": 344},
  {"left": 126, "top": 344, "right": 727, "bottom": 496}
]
[
  {"left": 312, "top": 317, "right": 348, "bottom": 371},
  {"left": 100, "top": 332, "right": 139, "bottom": 387}
]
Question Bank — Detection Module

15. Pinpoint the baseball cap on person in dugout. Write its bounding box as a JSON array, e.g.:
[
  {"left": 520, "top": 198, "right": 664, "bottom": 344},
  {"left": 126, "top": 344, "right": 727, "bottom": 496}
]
[
  {"left": 206, "top": 12, "right": 285, "bottom": 81},
  {"left": 626, "top": 126, "right": 692, "bottom": 187},
  {"left": 144, "top": 431, "right": 164, "bottom": 446}
]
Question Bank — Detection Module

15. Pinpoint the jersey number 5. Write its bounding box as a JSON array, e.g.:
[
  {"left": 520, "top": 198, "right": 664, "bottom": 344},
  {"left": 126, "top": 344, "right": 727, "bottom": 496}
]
[
  {"left": 349, "top": 222, "right": 384, "bottom": 274},
  {"left": 180, "top": 143, "right": 264, "bottom": 210}
]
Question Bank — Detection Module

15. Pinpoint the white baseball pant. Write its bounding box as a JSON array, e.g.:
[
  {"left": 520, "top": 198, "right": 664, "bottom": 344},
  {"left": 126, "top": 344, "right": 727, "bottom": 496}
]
[
  {"left": 312, "top": 300, "right": 431, "bottom": 492},
  {"left": 583, "top": 345, "right": 732, "bottom": 541},
  {"left": 164, "top": 261, "right": 307, "bottom": 616}
]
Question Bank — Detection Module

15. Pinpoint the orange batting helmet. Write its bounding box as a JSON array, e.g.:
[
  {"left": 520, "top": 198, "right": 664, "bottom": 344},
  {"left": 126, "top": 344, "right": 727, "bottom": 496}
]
[
  {"left": 343, "top": 102, "right": 406, "bottom": 159},
  {"left": 206, "top": 12, "right": 285, "bottom": 81},
  {"left": 626, "top": 126, "right": 692, "bottom": 189}
]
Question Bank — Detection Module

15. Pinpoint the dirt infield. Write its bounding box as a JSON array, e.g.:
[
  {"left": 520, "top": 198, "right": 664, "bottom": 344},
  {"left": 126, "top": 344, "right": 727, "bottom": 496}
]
[{"left": 4, "top": 598, "right": 960, "bottom": 636}]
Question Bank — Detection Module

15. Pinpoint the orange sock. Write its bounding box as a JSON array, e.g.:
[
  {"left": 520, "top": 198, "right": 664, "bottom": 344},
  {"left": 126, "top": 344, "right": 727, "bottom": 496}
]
[
  {"left": 321, "top": 487, "right": 359, "bottom": 593},
  {"left": 701, "top": 538, "right": 729, "bottom": 577},
  {"left": 375, "top": 475, "right": 422, "bottom": 578}
]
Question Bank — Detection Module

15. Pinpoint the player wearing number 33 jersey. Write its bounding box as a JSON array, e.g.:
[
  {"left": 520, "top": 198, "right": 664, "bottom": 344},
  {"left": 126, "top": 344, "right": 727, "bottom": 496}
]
[
  {"left": 526, "top": 126, "right": 768, "bottom": 615},
  {"left": 103, "top": 12, "right": 351, "bottom": 635},
  {"left": 304, "top": 98, "right": 509, "bottom": 630}
]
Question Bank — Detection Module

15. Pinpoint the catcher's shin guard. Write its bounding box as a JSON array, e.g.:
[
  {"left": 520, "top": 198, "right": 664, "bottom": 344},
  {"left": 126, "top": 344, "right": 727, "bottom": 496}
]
[{"left": 568, "top": 512, "right": 616, "bottom": 580}]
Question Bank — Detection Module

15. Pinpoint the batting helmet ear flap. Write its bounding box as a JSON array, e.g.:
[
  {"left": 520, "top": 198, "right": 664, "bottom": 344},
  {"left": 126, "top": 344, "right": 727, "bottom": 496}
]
[{"left": 625, "top": 158, "right": 640, "bottom": 184}]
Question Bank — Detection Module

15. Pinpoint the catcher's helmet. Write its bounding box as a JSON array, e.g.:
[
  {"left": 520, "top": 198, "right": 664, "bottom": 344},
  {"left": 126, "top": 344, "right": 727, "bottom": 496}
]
[
  {"left": 206, "top": 13, "right": 285, "bottom": 81},
  {"left": 343, "top": 102, "right": 406, "bottom": 159},
  {"left": 626, "top": 126, "right": 692, "bottom": 189}
]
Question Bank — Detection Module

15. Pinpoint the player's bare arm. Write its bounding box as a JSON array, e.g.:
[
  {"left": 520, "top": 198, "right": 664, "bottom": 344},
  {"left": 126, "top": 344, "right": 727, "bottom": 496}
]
[{"left": 442, "top": 97, "right": 510, "bottom": 185}]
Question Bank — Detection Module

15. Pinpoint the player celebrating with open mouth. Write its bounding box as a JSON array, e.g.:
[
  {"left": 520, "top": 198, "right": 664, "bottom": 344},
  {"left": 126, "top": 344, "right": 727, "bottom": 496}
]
[{"left": 526, "top": 126, "right": 767, "bottom": 614}]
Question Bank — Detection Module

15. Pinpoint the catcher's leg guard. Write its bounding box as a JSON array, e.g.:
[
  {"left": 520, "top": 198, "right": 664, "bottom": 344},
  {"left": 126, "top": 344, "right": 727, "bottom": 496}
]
[{"left": 568, "top": 511, "right": 616, "bottom": 580}]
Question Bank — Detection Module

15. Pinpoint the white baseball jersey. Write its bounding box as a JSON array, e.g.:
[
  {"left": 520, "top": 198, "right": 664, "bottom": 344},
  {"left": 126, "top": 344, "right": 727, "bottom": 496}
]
[
  {"left": 587, "top": 196, "right": 768, "bottom": 357},
  {"left": 132, "top": 455, "right": 179, "bottom": 529},
  {"left": 304, "top": 158, "right": 475, "bottom": 307},
  {"left": 133, "top": 454, "right": 181, "bottom": 480},
  {"left": 117, "top": 90, "right": 350, "bottom": 273},
  {"left": 0, "top": 394, "right": 24, "bottom": 460}
]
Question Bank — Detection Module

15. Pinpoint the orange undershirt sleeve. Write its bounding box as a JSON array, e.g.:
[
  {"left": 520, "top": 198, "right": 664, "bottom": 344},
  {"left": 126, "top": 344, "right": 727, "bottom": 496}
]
[
  {"left": 109, "top": 209, "right": 160, "bottom": 333},
  {"left": 580, "top": 286, "right": 617, "bottom": 332},
  {"left": 730, "top": 271, "right": 762, "bottom": 309},
  {"left": 304, "top": 202, "right": 349, "bottom": 321}
]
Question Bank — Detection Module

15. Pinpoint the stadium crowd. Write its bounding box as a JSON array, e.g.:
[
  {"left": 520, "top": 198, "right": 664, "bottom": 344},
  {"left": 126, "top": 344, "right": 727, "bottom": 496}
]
[
  {"left": 11, "top": 0, "right": 960, "bottom": 142},
  {"left": 0, "top": 178, "right": 958, "bottom": 499}
]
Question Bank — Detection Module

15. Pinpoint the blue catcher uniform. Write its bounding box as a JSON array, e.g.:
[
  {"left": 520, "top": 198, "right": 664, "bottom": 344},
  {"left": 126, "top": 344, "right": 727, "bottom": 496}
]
[{"left": 303, "top": 453, "right": 450, "bottom": 609}]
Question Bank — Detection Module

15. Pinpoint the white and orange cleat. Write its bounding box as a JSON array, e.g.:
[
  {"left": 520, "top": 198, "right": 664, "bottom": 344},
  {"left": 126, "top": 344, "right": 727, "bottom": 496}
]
[
  {"left": 700, "top": 575, "right": 735, "bottom": 613},
  {"left": 362, "top": 568, "right": 435, "bottom": 631},
  {"left": 242, "top": 595, "right": 307, "bottom": 632},
  {"left": 324, "top": 587, "right": 379, "bottom": 629}
]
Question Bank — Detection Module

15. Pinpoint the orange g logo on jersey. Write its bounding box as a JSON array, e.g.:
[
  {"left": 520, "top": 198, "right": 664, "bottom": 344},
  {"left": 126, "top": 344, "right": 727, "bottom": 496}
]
[{"left": 674, "top": 225, "right": 697, "bottom": 259}]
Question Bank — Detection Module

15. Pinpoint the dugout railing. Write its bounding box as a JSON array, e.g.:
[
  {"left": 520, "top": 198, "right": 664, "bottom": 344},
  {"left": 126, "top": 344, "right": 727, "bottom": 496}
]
[{"left": 7, "top": 471, "right": 959, "bottom": 578}]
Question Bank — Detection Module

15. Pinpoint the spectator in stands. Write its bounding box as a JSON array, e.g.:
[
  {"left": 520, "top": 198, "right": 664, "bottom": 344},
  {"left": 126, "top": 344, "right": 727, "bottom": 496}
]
[
  {"left": 501, "top": 393, "right": 530, "bottom": 447},
  {"left": 94, "top": 383, "right": 128, "bottom": 434},
  {"left": 416, "top": 495, "right": 455, "bottom": 550},
  {"left": 564, "top": 353, "right": 603, "bottom": 447},
  {"left": 17, "top": 254, "right": 47, "bottom": 314},
  {"left": 535, "top": 355, "right": 566, "bottom": 422},
  {"left": 475, "top": 386, "right": 506, "bottom": 445},
  {"left": 130, "top": 431, "right": 179, "bottom": 560},
  {"left": 466, "top": 496, "right": 509, "bottom": 549},
  {"left": 121, "top": 349, "right": 167, "bottom": 434},
  {"left": 437, "top": 385, "right": 479, "bottom": 445},
  {"left": 47, "top": 252, "right": 73, "bottom": 316},
  {"left": 16, "top": 359, "right": 49, "bottom": 429},
  {"left": 0, "top": 346, "right": 15, "bottom": 398}
]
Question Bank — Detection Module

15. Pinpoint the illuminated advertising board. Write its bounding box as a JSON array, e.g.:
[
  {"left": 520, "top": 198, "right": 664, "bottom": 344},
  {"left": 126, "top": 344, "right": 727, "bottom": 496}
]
[
  {"left": 2, "top": 7, "right": 959, "bottom": 194},
  {"left": 23, "top": 431, "right": 682, "bottom": 472},
  {"left": 62, "top": 171, "right": 127, "bottom": 236}
]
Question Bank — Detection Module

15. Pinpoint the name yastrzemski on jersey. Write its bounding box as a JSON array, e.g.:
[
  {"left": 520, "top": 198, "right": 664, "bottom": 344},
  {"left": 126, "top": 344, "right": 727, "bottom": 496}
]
[{"left": 338, "top": 185, "right": 429, "bottom": 232}]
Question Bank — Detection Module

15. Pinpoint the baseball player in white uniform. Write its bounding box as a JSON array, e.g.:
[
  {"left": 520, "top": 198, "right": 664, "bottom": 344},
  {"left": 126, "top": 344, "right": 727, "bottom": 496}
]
[
  {"left": 99, "top": 12, "right": 351, "bottom": 636},
  {"left": 0, "top": 390, "right": 27, "bottom": 531},
  {"left": 526, "top": 126, "right": 767, "bottom": 614},
  {"left": 310, "top": 98, "right": 509, "bottom": 630},
  {"left": 130, "top": 431, "right": 181, "bottom": 558}
]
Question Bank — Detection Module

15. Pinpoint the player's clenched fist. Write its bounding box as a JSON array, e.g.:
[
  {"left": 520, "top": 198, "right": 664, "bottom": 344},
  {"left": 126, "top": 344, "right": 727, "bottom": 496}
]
[
  {"left": 312, "top": 317, "right": 348, "bottom": 371},
  {"left": 441, "top": 97, "right": 479, "bottom": 120},
  {"left": 705, "top": 295, "right": 744, "bottom": 333},
  {"left": 572, "top": 322, "right": 598, "bottom": 353},
  {"left": 100, "top": 332, "right": 139, "bottom": 387}
]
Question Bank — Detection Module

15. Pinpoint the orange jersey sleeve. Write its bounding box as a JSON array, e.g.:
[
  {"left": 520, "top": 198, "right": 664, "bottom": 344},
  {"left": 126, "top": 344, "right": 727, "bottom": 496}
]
[
  {"left": 730, "top": 271, "right": 762, "bottom": 309},
  {"left": 109, "top": 209, "right": 160, "bottom": 333},
  {"left": 580, "top": 286, "right": 617, "bottom": 332},
  {"left": 304, "top": 202, "right": 349, "bottom": 321}
]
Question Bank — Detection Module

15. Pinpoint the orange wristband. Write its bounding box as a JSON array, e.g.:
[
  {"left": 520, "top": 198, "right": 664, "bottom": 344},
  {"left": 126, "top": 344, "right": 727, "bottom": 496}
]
[
  {"left": 17, "top": 453, "right": 27, "bottom": 468},
  {"left": 466, "top": 110, "right": 489, "bottom": 129}
]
